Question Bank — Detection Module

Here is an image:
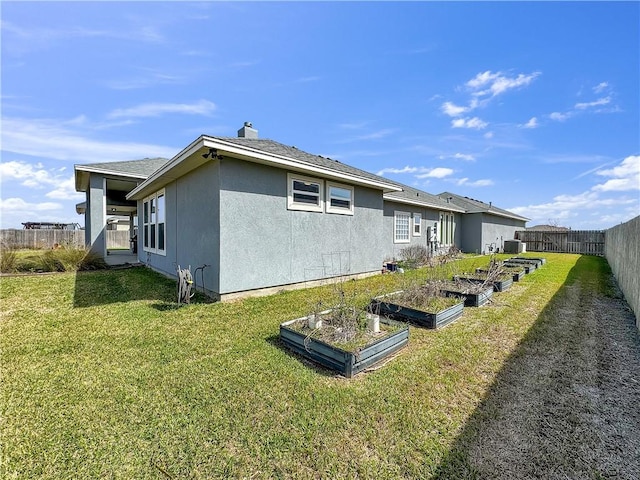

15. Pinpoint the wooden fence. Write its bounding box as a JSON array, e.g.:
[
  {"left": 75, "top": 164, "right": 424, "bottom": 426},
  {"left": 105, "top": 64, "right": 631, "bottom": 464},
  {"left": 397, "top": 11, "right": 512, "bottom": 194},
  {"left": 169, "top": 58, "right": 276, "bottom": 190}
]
[
  {"left": 0, "top": 230, "right": 132, "bottom": 250},
  {"left": 514, "top": 230, "right": 605, "bottom": 256}
]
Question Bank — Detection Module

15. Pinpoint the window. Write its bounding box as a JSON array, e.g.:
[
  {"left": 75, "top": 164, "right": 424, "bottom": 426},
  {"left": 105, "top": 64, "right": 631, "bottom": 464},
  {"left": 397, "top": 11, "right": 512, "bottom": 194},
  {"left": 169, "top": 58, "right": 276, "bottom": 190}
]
[
  {"left": 326, "top": 182, "right": 354, "bottom": 215},
  {"left": 439, "top": 212, "right": 455, "bottom": 245},
  {"left": 394, "top": 211, "right": 410, "bottom": 243},
  {"left": 143, "top": 189, "right": 166, "bottom": 255},
  {"left": 413, "top": 213, "right": 422, "bottom": 236},
  {"left": 287, "top": 173, "right": 323, "bottom": 212}
]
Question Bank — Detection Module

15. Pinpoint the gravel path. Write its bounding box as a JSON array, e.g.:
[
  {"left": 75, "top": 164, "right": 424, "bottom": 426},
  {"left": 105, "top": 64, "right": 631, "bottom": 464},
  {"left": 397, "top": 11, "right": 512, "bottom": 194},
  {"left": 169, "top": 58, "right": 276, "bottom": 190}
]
[{"left": 436, "top": 266, "right": 640, "bottom": 479}]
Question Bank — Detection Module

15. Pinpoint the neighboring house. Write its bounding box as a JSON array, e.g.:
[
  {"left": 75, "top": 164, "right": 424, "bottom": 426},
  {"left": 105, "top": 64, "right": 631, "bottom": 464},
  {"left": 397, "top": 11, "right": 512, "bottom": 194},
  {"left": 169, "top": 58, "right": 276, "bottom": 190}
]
[
  {"left": 21, "top": 222, "right": 80, "bottom": 230},
  {"left": 74, "top": 123, "right": 528, "bottom": 300},
  {"left": 106, "top": 216, "right": 132, "bottom": 231},
  {"left": 526, "top": 224, "right": 570, "bottom": 232},
  {"left": 437, "top": 192, "right": 529, "bottom": 254}
]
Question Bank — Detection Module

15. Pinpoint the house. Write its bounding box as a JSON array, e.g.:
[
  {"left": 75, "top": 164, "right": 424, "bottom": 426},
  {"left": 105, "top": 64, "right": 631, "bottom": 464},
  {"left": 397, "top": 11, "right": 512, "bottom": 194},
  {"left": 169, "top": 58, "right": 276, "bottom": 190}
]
[
  {"left": 436, "top": 192, "right": 528, "bottom": 254},
  {"left": 526, "top": 224, "right": 570, "bottom": 232},
  {"left": 382, "top": 184, "right": 466, "bottom": 259},
  {"left": 74, "top": 123, "right": 528, "bottom": 300}
]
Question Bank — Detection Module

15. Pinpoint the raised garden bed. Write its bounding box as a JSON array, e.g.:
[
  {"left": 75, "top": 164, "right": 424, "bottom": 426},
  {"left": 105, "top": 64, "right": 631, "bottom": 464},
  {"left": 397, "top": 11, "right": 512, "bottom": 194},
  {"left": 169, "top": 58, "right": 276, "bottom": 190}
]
[
  {"left": 441, "top": 283, "right": 494, "bottom": 307},
  {"left": 368, "top": 292, "right": 464, "bottom": 329},
  {"left": 504, "top": 260, "right": 537, "bottom": 272},
  {"left": 476, "top": 267, "right": 525, "bottom": 282},
  {"left": 523, "top": 257, "right": 546, "bottom": 265},
  {"left": 454, "top": 274, "right": 513, "bottom": 292},
  {"left": 508, "top": 257, "right": 543, "bottom": 267},
  {"left": 280, "top": 312, "right": 409, "bottom": 378}
]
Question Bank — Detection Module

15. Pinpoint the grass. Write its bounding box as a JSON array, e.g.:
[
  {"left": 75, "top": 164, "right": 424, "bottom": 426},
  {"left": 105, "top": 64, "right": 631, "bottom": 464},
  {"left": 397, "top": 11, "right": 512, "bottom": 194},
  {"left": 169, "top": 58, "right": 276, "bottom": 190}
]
[{"left": 1, "top": 253, "right": 613, "bottom": 478}]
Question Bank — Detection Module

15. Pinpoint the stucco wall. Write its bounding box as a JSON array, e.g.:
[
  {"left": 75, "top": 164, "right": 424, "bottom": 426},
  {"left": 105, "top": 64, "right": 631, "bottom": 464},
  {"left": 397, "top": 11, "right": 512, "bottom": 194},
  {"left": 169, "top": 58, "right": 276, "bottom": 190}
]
[
  {"left": 605, "top": 215, "right": 640, "bottom": 329},
  {"left": 382, "top": 201, "right": 441, "bottom": 261},
  {"left": 141, "top": 161, "right": 220, "bottom": 296},
  {"left": 480, "top": 214, "right": 526, "bottom": 254},
  {"left": 459, "top": 213, "right": 482, "bottom": 253},
  {"left": 217, "top": 159, "right": 386, "bottom": 295}
]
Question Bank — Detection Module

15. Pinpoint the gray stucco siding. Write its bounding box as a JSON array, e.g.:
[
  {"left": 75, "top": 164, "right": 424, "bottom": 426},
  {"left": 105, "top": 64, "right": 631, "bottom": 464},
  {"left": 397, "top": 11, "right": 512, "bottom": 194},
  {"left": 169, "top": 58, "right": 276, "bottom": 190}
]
[
  {"left": 480, "top": 214, "right": 526, "bottom": 253},
  {"left": 382, "top": 201, "right": 441, "bottom": 261},
  {"left": 217, "top": 159, "right": 385, "bottom": 294},
  {"left": 142, "top": 161, "right": 221, "bottom": 296},
  {"left": 459, "top": 213, "right": 483, "bottom": 253}
]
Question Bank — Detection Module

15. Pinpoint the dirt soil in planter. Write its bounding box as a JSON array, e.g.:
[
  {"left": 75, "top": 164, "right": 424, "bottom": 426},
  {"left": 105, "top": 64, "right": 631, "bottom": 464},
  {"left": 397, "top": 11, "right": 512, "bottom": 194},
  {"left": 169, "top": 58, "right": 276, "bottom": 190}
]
[
  {"left": 288, "top": 315, "right": 403, "bottom": 352},
  {"left": 435, "top": 262, "right": 640, "bottom": 479}
]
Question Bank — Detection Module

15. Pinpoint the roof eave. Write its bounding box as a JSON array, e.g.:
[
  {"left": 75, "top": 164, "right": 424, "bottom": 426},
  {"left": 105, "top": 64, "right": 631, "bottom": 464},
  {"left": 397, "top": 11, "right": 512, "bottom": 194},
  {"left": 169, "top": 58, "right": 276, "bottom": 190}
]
[
  {"left": 127, "top": 136, "right": 403, "bottom": 200},
  {"left": 74, "top": 164, "right": 149, "bottom": 192},
  {"left": 383, "top": 194, "right": 466, "bottom": 213}
]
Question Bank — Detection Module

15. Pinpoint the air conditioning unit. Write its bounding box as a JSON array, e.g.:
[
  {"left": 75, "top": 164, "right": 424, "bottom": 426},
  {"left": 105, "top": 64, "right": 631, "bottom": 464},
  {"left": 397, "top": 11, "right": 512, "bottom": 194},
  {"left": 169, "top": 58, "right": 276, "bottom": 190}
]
[{"left": 504, "top": 240, "right": 525, "bottom": 254}]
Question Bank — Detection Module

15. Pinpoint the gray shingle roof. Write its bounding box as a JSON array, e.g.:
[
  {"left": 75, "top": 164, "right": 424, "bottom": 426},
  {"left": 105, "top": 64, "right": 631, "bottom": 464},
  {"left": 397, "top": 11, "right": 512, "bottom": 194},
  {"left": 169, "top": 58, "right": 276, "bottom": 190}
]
[
  {"left": 384, "top": 184, "right": 465, "bottom": 212},
  {"left": 76, "top": 157, "right": 170, "bottom": 177},
  {"left": 209, "top": 137, "right": 393, "bottom": 187},
  {"left": 438, "top": 191, "right": 529, "bottom": 221}
]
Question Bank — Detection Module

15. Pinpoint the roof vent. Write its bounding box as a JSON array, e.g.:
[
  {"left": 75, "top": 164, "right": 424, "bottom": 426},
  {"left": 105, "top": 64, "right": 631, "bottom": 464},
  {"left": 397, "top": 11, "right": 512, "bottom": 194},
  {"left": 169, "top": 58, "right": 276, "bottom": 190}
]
[{"left": 238, "top": 122, "right": 258, "bottom": 139}]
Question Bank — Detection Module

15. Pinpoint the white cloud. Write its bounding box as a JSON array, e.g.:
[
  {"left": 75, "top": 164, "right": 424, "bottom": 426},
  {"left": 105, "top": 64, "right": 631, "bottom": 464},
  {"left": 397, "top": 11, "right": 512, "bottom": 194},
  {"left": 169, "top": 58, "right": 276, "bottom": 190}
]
[
  {"left": 441, "top": 101, "right": 468, "bottom": 117},
  {"left": 0, "top": 197, "right": 66, "bottom": 229},
  {"left": 0, "top": 160, "right": 83, "bottom": 201},
  {"left": 509, "top": 157, "right": 639, "bottom": 228},
  {"left": 466, "top": 70, "right": 541, "bottom": 97},
  {"left": 353, "top": 129, "right": 395, "bottom": 141},
  {"left": 377, "top": 166, "right": 419, "bottom": 176},
  {"left": 456, "top": 177, "right": 494, "bottom": 187},
  {"left": 575, "top": 96, "right": 611, "bottom": 110},
  {"left": 592, "top": 155, "right": 640, "bottom": 192},
  {"left": 439, "top": 153, "right": 476, "bottom": 162},
  {"left": 484, "top": 131, "right": 494, "bottom": 139},
  {"left": 108, "top": 99, "right": 216, "bottom": 119},
  {"left": 0, "top": 197, "right": 62, "bottom": 212},
  {"left": 593, "top": 82, "right": 609, "bottom": 94},
  {"left": 105, "top": 70, "right": 187, "bottom": 90},
  {"left": 1, "top": 117, "right": 177, "bottom": 162},
  {"left": 46, "top": 177, "right": 83, "bottom": 200},
  {"left": 522, "top": 117, "right": 538, "bottom": 129},
  {"left": 416, "top": 167, "right": 454, "bottom": 179},
  {"left": 549, "top": 111, "right": 571, "bottom": 122},
  {"left": 451, "top": 117, "right": 488, "bottom": 129}
]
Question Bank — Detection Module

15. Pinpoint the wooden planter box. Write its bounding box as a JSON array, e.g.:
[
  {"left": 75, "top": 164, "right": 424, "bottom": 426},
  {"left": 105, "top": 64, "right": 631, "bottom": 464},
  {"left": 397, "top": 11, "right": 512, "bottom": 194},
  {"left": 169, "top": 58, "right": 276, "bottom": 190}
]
[
  {"left": 368, "top": 293, "right": 465, "bottom": 329},
  {"left": 280, "top": 315, "right": 409, "bottom": 378},
  {"left": 454, "top": 275, "right": 513, "bottom": 292},
  {"left": 476, "top": 267, "right": 525, "bottom": 282},
  {"left": 442, "top": 286, "right": 494, "bottom": 307}
]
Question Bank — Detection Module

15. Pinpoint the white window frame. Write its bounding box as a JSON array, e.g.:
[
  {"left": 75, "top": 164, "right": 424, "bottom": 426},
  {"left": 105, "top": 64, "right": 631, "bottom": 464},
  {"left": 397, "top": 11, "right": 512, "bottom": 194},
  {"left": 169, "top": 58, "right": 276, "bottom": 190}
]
[
  {"left": 143, "top": 189, "right": 166, "bottom": 256},
  {"left": 287, "top": 173, "right": 324, "bottom": 212},
  {"left": 394, "top": 211, "right": 411, "bottom": 244},
  {"left": 326, "top": 181, "right": 354, "bottom": 215},
  {"left": 413, "top": 213, "right": 422, "bottom": 236}
]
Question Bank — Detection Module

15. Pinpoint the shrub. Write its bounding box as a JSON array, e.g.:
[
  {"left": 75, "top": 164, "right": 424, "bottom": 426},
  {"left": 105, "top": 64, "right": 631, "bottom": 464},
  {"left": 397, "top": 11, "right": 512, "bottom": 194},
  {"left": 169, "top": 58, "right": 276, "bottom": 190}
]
[
  {"left": 40, "top": 247, "right": 107, "bottom": 272},
  {"left": 0, "top": 245, "right": 18, "bottom": 273},
  {"left": 399, "top": 245, "right": 431, "bottom": 269}
]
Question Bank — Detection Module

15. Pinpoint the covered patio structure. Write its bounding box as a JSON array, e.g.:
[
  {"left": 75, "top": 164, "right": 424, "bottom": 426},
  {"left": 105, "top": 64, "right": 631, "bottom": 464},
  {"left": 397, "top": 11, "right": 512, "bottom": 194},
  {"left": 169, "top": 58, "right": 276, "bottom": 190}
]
[{"left": 74, "top": 158, "right": 169, "bottom": 265}]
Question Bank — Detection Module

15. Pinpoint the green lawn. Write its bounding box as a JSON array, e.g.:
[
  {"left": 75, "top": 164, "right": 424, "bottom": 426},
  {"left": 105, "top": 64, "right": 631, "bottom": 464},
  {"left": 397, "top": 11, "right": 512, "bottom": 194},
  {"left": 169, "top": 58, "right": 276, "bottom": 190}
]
[{"left": 1, "top": 254, "right": 581, "bottom": 478}]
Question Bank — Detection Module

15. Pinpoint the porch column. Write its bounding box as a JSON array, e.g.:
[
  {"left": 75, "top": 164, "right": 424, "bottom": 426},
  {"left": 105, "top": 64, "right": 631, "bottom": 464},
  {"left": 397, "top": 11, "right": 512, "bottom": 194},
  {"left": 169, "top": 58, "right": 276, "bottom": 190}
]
[{"left": 87, "top": 174, "right": 106, "bottom": 257}]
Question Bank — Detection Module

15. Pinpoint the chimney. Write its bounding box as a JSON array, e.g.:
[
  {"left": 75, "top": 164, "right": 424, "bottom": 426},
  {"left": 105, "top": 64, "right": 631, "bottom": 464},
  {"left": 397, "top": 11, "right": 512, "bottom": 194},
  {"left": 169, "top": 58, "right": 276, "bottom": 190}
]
[{"left": 237, "top": 121, "right": 258, "bottom": 139}]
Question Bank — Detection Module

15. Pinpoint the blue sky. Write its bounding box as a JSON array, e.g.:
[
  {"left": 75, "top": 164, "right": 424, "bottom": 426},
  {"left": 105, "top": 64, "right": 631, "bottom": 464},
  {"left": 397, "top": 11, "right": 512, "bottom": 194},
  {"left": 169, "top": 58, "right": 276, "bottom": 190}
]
[{"left": 1, "top": 1, "right": 639, "bottom": 230}]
